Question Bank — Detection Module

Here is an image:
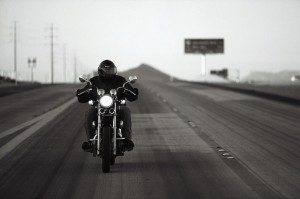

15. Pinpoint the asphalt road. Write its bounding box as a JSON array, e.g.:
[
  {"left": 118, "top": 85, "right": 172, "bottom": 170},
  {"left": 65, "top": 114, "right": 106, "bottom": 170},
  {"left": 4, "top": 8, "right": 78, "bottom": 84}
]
[{"left": 0, "top": 80, "right": 299, "bottom": 199}]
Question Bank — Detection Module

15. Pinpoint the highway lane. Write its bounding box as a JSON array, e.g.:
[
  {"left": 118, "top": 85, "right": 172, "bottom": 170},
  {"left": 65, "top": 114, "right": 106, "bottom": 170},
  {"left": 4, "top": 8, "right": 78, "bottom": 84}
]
[
  {"left": 0, "top": 84, "right": 79, "bottom": 133},
  {"left": 0, "top": 80, "right": 299, "bottom": 198},
  {"left": 143, "top": 80, "right": 300, "bottom": 198}
]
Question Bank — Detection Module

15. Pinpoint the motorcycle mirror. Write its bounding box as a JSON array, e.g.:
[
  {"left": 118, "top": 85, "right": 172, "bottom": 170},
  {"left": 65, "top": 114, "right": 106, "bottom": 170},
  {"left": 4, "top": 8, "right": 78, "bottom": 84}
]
[
  {"left": 128, "top": 76, "right": 137, "bottom": 83},
  {"left": 79, "top": 74, "right": 90, "bottom": 83}
]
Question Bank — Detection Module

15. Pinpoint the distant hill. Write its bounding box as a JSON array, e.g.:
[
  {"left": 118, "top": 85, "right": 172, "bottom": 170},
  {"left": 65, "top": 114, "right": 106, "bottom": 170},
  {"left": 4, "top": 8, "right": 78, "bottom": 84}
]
[
  {"left": 122, "top": 65, "right": 300, "bottom": 85},
  {"left": 243, "top": 70, "right": 300, "bottom": 84},
  {"left": 121, "top": 64, "right": 172, "bottom": 83}
]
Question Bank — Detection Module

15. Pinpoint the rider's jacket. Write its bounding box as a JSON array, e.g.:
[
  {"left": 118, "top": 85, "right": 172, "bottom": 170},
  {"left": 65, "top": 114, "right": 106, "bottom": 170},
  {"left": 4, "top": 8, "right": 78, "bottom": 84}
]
[{"left": 76, "top": 75, "right": 138, "bottom": 103}]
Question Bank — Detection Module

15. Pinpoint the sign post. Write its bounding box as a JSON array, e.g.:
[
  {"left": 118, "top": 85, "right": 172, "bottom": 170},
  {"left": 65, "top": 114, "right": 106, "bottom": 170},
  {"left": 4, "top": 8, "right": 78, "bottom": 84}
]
[
  {"left": 201, "top": 54, "right": 206, "bottom": 75},
  {"left": 185, "top": 39, "right": 224, "bottom": 76},
  {"left": 28, "top": 57, "right": 36, "bottom": 84}
]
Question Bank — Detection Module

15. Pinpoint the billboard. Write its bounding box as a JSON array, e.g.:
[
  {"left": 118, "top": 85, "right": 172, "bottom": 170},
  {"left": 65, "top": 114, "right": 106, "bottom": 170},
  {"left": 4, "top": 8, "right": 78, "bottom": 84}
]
[{"left": 185, "top": 39, "right": 224, "bottom": 54}]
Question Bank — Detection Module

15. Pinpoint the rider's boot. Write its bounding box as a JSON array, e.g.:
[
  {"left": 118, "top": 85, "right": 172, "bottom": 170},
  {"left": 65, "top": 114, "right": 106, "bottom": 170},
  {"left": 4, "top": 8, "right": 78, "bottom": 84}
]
[
  {"left": 123, "top": 139, "right": 134, "bottom": 151},
  {"left": 82, "top": 141, "right": 92, "bottom": 152}
]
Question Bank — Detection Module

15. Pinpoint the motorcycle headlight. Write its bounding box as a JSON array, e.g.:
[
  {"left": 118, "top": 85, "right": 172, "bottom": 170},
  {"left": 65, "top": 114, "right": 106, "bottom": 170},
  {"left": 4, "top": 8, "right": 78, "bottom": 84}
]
[{"left": 99, "top": 95, "right": 113, "bottom": 108}]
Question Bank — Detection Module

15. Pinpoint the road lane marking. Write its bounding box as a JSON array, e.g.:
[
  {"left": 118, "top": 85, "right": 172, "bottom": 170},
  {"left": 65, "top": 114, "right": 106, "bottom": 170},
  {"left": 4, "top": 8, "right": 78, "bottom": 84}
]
[
  {"left": 0, "top": 98, "right": 77, "bottom": 160},
  {"left": 0, "top": 118, "right": 40, "bottom": 139},
  {"left": 0, "top": 98, "right": 76, "bottom": 139},
  {"left": 187, "top": 121, "right": 196, "bottom": 128}
]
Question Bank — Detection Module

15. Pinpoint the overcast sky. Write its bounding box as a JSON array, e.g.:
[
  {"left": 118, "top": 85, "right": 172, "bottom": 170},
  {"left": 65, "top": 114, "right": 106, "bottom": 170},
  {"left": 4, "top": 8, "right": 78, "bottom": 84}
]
[{"left": 0, "top": 0, "right": 300, "bottom": 83}]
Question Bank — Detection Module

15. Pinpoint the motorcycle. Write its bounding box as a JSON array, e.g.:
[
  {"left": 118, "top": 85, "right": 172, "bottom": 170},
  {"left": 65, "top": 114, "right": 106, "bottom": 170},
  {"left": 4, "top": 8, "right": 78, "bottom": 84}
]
[{"left": 78, "top": 74, "right": 137, "bottom": 173}]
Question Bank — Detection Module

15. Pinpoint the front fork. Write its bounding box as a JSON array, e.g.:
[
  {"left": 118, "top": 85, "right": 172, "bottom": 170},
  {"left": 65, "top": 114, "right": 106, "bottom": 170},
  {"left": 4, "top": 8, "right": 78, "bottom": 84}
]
[
  {"left": 97, "top": 107, "right": 101, "bottom": 156},
  {"left": 113, "top": 103, "right": 117, "bottom": 155},
  {"left": 89, "top": 105, "right": 102, "bottom": 156},
  {"left": 94, "top": 104, "right": 117, "bottom": 156},
  {"left": 92, "top": 104, "right": 124, "bottom": 156}
]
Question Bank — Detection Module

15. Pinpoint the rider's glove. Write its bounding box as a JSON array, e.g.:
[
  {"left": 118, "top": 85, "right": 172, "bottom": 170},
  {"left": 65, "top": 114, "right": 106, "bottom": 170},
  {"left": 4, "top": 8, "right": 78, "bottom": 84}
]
[
  {"left": 117, "top": 87, "right": 126, "bottom": 99},
  {"left": 133, "top": 88, "right": 139, "bottom": 95},
  {"left": 90, "top": 85, "right": 98, "bottom": 98},
  {"left": 117, "top": 87, "right": 138, "bottom": 101},
  {"left": 76, "top": 87, "right": 92, "bottom": 103}
]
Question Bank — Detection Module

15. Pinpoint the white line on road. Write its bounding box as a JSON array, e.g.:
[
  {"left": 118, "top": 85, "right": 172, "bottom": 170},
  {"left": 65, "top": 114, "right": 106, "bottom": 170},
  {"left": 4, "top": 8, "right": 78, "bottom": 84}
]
[
  {"left": 0, "top": 117, "right": 40, "bottom": 139},
  {"left": 0, "top": 98, "right": 77, "bottom": 160}
]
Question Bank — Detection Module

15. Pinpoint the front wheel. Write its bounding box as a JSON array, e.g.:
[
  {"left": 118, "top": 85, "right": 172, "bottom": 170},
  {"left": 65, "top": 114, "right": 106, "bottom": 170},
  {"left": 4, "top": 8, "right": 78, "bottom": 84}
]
[
  {"left": 111, "top": 156, "right": 116, "bottom": 165},
  {"left": 102, "top": 126, "right": 111, "bottom": 173}
]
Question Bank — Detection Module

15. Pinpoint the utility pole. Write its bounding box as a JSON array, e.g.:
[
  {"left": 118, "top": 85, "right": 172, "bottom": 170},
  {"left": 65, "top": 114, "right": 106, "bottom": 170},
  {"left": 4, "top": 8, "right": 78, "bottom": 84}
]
[
  {"left": 50, "top": 23, "right": 54, "bottom": 84},
  {"left": 201, "top": 54, "right": 206, "bottom": 76},
  {"left": 236, "top": 69, "right": 240, "bottom": 83},
  {"left": 13, "top": 21, "right": 18, "bottom": 85},
  {"left": 46, "top": 23, "right": 57, "bottom": 84},
  {"left": 74, "top": 52, "right": 77, "bottom": 83},
  {"left": 63, "top": 44, "right": 66, "bottom": 83}
]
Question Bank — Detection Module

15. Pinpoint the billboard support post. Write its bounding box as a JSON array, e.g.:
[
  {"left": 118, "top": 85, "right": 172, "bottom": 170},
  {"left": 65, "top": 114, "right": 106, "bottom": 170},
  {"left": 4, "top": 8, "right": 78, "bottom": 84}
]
[
  {"left": 201, "top": 54, "right": 206, "bottom": 76},
  {"left": 185, "top": 39, "right": 224, "bottom": 76}
]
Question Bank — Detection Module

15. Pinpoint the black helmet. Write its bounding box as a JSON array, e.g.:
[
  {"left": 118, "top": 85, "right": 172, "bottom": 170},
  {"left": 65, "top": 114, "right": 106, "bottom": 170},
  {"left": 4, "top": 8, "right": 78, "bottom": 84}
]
[{"left": 98, "top": 60, "right": 117, "bottom": 79}]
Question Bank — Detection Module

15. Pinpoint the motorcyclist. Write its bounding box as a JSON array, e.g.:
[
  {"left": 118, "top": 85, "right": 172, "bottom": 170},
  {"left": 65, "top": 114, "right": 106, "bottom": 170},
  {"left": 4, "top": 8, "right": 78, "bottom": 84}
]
[{"left": 76, "top": 60, "right": 138, "bottom": 152}]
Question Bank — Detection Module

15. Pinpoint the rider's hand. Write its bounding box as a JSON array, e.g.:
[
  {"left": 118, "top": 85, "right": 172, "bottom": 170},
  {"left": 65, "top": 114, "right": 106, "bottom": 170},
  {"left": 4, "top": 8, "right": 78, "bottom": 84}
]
[
  {"left": 117, "top": 87, "right": 126, "bottom": 98},
  {"left": 133, "top": 88, "right": 139, "bottom": 95},
  {"left": 90, "top": 85, "right": 98, "bottom": 98}
]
